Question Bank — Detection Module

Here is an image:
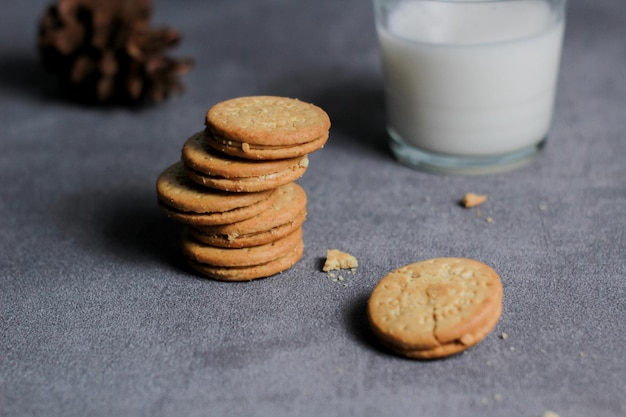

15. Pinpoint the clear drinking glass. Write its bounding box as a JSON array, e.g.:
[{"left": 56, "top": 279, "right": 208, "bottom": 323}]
[{"left": 372, "top": 0, "right": 566, "bottom": 174}]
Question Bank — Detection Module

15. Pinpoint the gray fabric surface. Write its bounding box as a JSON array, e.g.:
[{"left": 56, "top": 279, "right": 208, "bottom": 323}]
[{"left": 1, "top": 0, "right": 625, "bottom": 416}]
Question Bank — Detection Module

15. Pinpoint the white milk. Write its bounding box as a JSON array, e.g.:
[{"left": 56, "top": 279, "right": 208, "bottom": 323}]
[{"left": 378, "top": 0, "right": 565, "bottom": 156}]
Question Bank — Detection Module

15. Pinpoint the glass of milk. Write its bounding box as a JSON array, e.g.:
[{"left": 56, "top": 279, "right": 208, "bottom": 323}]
[{"left": 373, "top": 0, "right": 566, "bottom": 174}]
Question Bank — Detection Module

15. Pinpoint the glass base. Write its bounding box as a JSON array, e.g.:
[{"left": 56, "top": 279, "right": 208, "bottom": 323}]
[{"left": 389, "top": 132, "right": 547, "bottom": 175}]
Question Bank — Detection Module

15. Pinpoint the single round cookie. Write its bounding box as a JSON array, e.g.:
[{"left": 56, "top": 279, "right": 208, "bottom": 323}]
[
  {"left": 188, "top": 240, "right": 304, "bottom": 282},
  {"left": 205, "top": 96, "right": 331, "bottom": 146},
  {"left": 190, "top": 182, "right": 307, "bottom": 248},
  {"left": 205, "top": 131, "right": 328, "bottom": 161},
  {"left": 182, "top": 227, "right": 303, "bottom": 268},
  {"left": 191, "top": 209, "right": 306, "bottom": 249},
  {"left": 156, "top": 162, "right": 277, "bottom": 226},
  {"left": 182, "top": 131, "right": 309, "bottom": 179},
  {"left": 184, "top": 155, "right": 308, "bottom": 192},
  {"left": 367, "top": 258, "right": 503, "bottom": 359}
]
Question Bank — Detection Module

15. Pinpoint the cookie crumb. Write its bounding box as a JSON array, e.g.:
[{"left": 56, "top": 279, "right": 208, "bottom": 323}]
[
  {"left": 543, "top": 411, "right": 560, "bottom": 417},
  {"left": 579, "top": 351, "right": 586, "bottom": 358},
  {"left": 493, "top": 393, "right": 502, "bottom": 402},
  {"left": 462, "top": 192, "right": 488, "bottom": 208},
  {"left": 485, "top": 216, "right": 495, "bottom": 224},
  {"left": 500, "top": 332, "right": 509, "bottom": 340},
  {"left": 323, "top": 249, "right": 358, "bottom": 272}
]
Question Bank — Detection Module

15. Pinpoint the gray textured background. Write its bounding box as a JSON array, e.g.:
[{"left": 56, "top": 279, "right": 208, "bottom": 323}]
[{"left": 1, "top": 1, "right": 625, "bottom": 416}]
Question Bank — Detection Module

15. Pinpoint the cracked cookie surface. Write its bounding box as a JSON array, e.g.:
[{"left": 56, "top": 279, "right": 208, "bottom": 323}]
[{"left": 367, "top": 258, "right": 503, "bottom": 359}]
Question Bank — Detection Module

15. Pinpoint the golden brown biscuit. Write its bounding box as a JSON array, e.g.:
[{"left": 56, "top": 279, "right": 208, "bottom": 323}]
[
  {"left": 191, "top": 209, "right": 306, "bottom": 249},
  {"left": 182, "top": 227, "right": 302, "bottom": 268},
  {"left": 182, "top": 131, "right": 309, "bottom": 191},
  {"left": 184, "top": 157, "right": 308, "bottom": 192},
  {"left": 190, "top": 182, "right": 307, "bottom": 248},
  {"left": 204, "top": 96, "right": 330, "bottom": 160},
  {"left": 156, "top": 162, "right": 277, "bottom": 226},
  {"left": 367, "top": 258, "right": 503, "bottom": 359},
  {"left": 188, "top": 240, "right": 304, "bottom": 282},
  {"left": 205, "top": 96, "right": 331, "bottom": 146},
  {"left": 205, "top": 131, "right": 328, "bottom": 161}
]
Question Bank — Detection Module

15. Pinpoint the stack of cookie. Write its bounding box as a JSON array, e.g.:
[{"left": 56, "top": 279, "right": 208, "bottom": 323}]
[{"left": 156, "top": 96, "right": 330, "bottom": 281}]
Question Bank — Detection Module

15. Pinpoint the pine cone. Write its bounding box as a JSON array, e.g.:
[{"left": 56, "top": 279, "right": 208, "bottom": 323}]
[{"left": 38, "top": 0, "right": 193, "bottom": 104}]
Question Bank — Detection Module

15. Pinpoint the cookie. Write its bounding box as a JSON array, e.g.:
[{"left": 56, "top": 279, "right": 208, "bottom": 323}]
[
  {"left": 182, "top": 227, "right": 303, "bottom": 268},
  {"left": 190, "top": 182, "right": 307, "bottom": 248},
  {"left": 367, "top": 258, "right": 503, "bottom": 359},
  {"left": 156, "top": 162, "right": 277, "bottom": 226},
  {"left": 204, "top": 95, "right": 330, "bottom": 160},
  {"left": 205, "top": 130, "right": 328, "bottom": 161},
  {"left": 188, "top": 240, "right": 304, "bottom": 282},
  {"left": 182, "top": 131, "right": 309, "bottom": 192},
  {"left": 206, "top": 96, "right": 331, "bottom": 146}
]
